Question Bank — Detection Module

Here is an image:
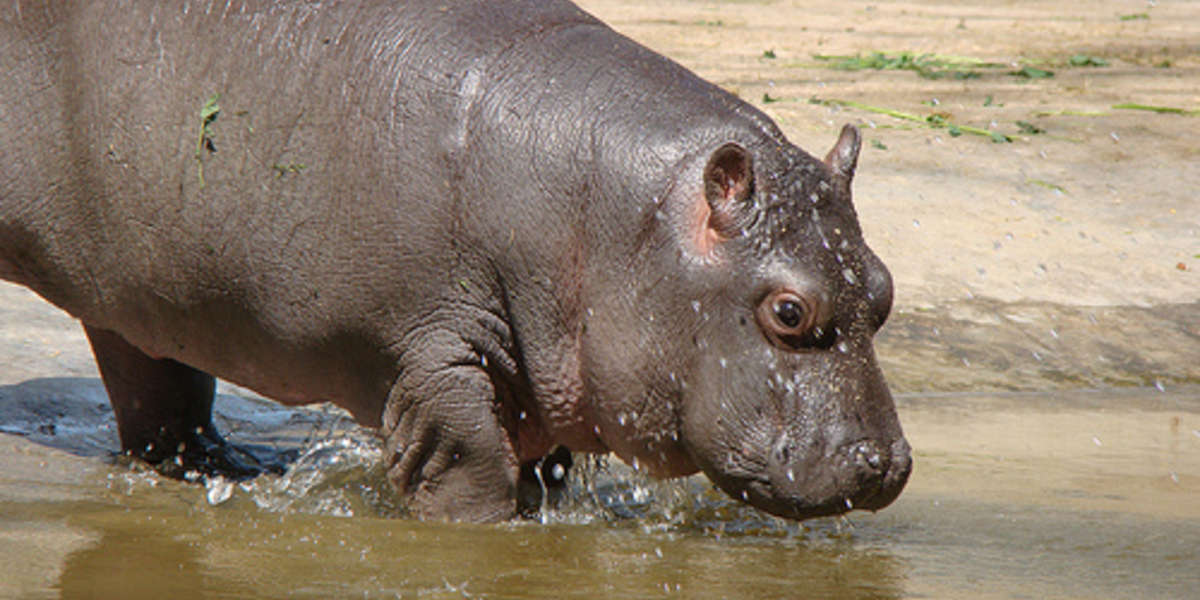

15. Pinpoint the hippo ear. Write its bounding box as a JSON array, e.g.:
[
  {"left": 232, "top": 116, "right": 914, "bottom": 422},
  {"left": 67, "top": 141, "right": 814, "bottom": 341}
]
[
  {"left": 702, "top": 143, "right": 754, "bottom": 238},
  {"left": 823, "top": 124, "right": 861, "bottom": 181}
]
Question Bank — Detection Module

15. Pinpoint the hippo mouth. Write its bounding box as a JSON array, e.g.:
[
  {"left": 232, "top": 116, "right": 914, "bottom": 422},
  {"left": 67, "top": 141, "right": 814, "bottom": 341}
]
[{"left": 723, "top": 437, "right": 913, "bottom": 521}]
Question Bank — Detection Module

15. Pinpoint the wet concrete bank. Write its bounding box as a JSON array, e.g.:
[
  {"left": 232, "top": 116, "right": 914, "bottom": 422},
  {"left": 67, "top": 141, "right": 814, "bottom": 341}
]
[{"left": 879, "top": 299, "right": 1199, "bottom": 392}]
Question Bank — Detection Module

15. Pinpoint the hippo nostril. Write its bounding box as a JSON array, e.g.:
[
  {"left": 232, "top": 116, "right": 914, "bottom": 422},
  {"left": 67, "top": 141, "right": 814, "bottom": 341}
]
[
  {"left": 849, "top": 440, "right": 886, "bottom": 476},
  {"left": 770, "top": 433, "right": 794, "bottom": 466}
]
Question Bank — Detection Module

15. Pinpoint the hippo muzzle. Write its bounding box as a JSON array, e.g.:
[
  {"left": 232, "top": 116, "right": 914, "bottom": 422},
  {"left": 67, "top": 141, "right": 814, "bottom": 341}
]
[
  {"left": 756, "top": 434, "right": 913, "bottom": 519},
  {"left": 695, "top": 416, "right": 912, "bottom": 521}
]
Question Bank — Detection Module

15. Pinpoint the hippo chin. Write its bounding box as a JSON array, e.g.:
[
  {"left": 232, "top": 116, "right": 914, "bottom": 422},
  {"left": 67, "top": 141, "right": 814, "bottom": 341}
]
[{"left": 0, "top": 0, "right": 909, "bottom": 522}]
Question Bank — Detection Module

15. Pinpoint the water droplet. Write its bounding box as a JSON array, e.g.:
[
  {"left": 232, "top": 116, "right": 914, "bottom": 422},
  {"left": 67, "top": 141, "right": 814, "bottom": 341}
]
[
  {"left": 1092, "top": 436, "right": 1103, "bottom": 447},
  {"left": 205, "top": 475, "right": 234, "bottom": 505},
  {"left": 691, "top": 300, "right": 701, "bottom": 312},
  {"left": 654, "top": 547, "right": 663, "bottom": 558},
  {"left": 844, "top": 498, "right": 854, "bottom": 509},
  {"left": 912, "top": 219, "right": 920, "bottom": 228},
  {"left": 836, "top": 341, "right": 850, "bottom": 354},
  {"left": 842, "top": 267, "right": 858, "bottom": 285},
  {"left": 718, "top": 357, "right": 728, "bottom": 368},
  {"left": 1155, "top": 380, "right": 1165, "bottom": 392},
  {"left": 787, "top": 468, "right": 796, "bottom": 482},
  {"left": 808, "top": 192, "right": 819, "bottom": 204},
  {"left": 1049, "top": 328, "right": 1059, "bottom": 339}
]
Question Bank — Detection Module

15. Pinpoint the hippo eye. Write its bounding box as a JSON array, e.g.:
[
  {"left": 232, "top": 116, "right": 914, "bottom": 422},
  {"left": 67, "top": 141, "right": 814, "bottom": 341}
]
[
  {"left": 756, "top": 290, "right": 819, "bottom": 350},
  {"left": 775, "top": 300, "right": 804, "bottom": 328}
]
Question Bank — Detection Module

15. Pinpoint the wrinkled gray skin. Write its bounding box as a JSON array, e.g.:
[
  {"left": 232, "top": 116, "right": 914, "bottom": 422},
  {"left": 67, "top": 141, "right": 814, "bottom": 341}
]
[{"left": 0, "top": 0, "right": 910, "bottom": 522}]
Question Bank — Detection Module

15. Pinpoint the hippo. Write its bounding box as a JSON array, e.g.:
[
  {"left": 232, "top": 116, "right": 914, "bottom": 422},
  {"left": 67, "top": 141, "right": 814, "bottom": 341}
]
[{"left": 0, "top": 0, "right": 911, "bottom": 522}]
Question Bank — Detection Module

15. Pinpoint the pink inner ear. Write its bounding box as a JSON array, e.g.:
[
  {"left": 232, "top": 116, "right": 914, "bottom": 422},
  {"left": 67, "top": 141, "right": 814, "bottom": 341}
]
[{"left": 690, "top": 195, "right": 726, "bottom": 257}]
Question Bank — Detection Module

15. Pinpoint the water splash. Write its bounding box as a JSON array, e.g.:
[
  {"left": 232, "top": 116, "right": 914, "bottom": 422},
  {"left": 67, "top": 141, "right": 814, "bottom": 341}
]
[
  {"left": 536, "top": 454, "right": 806, "bottom": 539},
  {"left": 238, "top": 431, "right": 401, "bottom": 519}
]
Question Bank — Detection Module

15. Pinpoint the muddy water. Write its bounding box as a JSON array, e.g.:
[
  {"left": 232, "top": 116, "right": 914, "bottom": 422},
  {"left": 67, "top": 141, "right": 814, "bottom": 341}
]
[{"left": 2, "top": 381, "right": 1196, "bottom": 599}]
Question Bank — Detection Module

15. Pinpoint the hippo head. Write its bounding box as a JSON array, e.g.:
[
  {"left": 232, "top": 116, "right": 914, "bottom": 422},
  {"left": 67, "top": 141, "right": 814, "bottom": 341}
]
[{"left": 581, "top": 124, "right": 910, "bottom": 520}]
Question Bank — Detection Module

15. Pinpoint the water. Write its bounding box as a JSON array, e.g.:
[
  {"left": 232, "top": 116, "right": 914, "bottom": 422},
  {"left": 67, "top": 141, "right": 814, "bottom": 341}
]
[{"left": 1, "top": 380, "right": 1196, "bottom": 599}]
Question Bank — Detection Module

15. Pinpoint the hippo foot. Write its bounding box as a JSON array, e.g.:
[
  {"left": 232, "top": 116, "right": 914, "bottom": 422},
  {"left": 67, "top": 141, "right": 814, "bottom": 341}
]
[
  {"left": 517, "top": 445, "right": 574, "bottom": 518},
  {"left": 123, "top": 426, "right": 293, "bottom": 481}
]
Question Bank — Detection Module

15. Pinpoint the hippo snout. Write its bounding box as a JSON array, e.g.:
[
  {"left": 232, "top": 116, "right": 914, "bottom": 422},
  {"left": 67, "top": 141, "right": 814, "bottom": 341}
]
[
  {"left": 851, "top": 437, "right": 912, "bottom": 511},
  {"left": 761, "top": 434, "right": 912, "bottom": 519}
]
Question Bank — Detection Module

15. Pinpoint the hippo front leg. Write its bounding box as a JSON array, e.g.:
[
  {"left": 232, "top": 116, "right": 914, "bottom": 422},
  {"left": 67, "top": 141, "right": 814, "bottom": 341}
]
[{"left": 382, "top": 331, "right": 521, "bottom": 522}]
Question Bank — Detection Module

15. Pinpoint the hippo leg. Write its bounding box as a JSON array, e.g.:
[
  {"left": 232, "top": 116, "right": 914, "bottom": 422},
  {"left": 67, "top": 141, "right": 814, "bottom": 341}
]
[
  {"left": 517, "top": 446, "right": 574, "bottom": 517},
  {"left": 382, "top": 333, "right": 522, "bottom": 522},
  {"left": 83, "top": 325, "right": 278, "bottom": 479}
]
